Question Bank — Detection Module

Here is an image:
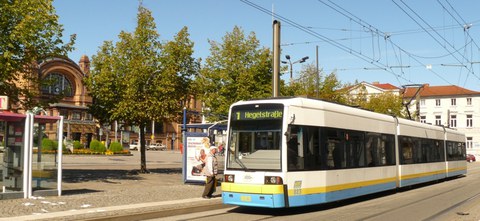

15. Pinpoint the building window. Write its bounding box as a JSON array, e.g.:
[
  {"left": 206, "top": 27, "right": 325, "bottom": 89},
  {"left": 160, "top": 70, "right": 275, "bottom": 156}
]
[
  {"left": 420, "top": 115, "right": 426, "bottom": 123},
  {"left": 435, "top": 115, "right": 441, "bottom": 126},
  {"left": 435, "top": 99, "right": 441, "bottom": 106},
  {"left": 451, "top": 98, "right": 456, "bottom": 106},
  {"left": 72, "top": 112, "right": 81, "bottom": 120},
  {"left": 59, "top": 109, "right": 69, "bottom": 119},
  {"left": 85, "top": 113, "right": 93, "bottom": 121},
  {"left": 450, "top": 115, "right": 457, "bottom": 128},
  {"left": 467, "top": 114, "right": 473, "bottom": 128},
  {"left": 41, "top": 73, "right": 74, "bottom": 96},
  {"left": 467, "top": 137, "right": 473, "bottom": 149},
  {"left": 467, "top": 97, "right": 472, "bottom": 105},
  {"left": 420, "top": 99, "right": 425, "bottom": 106}
]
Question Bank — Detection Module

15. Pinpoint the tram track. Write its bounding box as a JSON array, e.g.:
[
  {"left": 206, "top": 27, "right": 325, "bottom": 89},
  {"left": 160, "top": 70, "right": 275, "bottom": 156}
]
[
  {"left": 356, "top": 164, "right": 480, "bottom": 221},
  {"left": 83, "top": 203, "right": 232, "bottom": 221},
  {"left": 84, "top": 164, "right": 480, "bottom": 221}
]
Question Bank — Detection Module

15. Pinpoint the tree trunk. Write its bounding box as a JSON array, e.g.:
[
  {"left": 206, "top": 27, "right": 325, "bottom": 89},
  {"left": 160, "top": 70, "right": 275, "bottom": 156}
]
[{"left": 139, "top": 122, "right": 149, "bottom": 173}]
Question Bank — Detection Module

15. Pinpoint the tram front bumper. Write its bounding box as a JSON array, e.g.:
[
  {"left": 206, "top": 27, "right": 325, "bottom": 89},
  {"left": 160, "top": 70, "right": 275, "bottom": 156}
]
[{"left": 221, "top": 182, "right": 286, "bottom": 208}]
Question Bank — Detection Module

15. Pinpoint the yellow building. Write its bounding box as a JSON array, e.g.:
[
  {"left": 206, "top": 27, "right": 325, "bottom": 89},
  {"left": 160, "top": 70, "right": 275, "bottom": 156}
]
[{"left": 13, "top": 55, "right": 202, "bottom": 150}]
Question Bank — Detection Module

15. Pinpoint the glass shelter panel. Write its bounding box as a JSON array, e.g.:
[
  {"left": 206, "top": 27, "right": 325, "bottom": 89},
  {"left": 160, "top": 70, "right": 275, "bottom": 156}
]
[
  {"left": 0, "top": 116, "right": 26, "bottom": 199},
  {"left": 31, "top": 116, "right": 62, "bottom": 196},
  {"left": 32, "top": 122, "right": 58, "bottom": 191}
]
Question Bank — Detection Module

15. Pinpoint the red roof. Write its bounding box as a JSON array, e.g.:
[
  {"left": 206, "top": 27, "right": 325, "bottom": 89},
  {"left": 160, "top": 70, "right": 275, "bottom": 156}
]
[
  {"left": 372, "top": 83, "right": 400, "bottom": 90},
  {"left": 403, "top": 84, "right": 480, "bottom": 98}
]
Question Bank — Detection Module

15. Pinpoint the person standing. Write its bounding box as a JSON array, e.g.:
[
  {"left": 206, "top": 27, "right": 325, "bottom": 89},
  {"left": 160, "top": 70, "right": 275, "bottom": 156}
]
[{"left": 202, "top": 147, "right": 218, "bottom": 199}]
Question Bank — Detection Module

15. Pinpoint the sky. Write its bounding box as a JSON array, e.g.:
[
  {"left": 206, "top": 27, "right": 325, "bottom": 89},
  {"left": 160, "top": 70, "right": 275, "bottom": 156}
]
[{"left": 53, "top": 0, "right": 480, "bottom": 91}]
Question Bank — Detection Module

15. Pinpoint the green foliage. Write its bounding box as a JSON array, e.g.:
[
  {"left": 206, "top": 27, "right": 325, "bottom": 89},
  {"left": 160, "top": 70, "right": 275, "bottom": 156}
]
[
  {"left": 196, "top": 26, "right": 272, "bottom": 121},
  {"left": 0, "top": 0, "right": 75, "bottom": 109},
  {"left": 86, "top": 5, "right": 198, "bottom": 171},
  {"left": 344, "top": 84, "right": 405, "bottom": 117},
  {"left": 109, "top": 141, "right": 123, "bottom": 153},
  {"left": 285, "top": 63, "right": 346, "bottom": 104},
  {"left": 86, "top": 5, "right": 198, "bottom": 126},
  {"left": 41, "top": 138, "right": 54, "bottom": 151},
  {"left": 89, "top": 139, "right": 99, "bottom": 150},
  {"left": 89, "top": 139, "right": 106, "bottom": 153},
  {"left": 363, "top": 92, "right": 405, "bottom": 117},
  {"left": 73, "top": 140, "right": 83, "bottom": 149}
]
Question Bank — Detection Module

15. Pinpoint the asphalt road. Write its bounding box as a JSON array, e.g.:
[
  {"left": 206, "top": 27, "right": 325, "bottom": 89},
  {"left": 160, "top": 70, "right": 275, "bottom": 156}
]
[
  {"left": 1, "top": 150, "right": 478, "bottom": 220},
  {"left": 154, "top": 162, "right": 480, "bottom": 221}
]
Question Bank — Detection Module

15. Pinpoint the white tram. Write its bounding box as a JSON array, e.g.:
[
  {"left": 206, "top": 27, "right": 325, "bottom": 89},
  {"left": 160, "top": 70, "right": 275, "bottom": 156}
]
[{"left": 221, "top": 97, "right": 466, "bottom": 208}]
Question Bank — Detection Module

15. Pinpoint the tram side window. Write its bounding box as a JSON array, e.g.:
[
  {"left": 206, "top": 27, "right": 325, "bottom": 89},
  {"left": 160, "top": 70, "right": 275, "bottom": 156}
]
[
  {"left": 324, "top": 128, "right": 366, "bottom": 169},
  {"left": 424, "top": 140, "right": 445, "bottom": 162},
  {"left": 287, "top": 125, "right": 301, "bottom": 170},
  {"left": 287, "top": 125, "right": 322, "bottom": 171},
  {"left": 446, "top": 141, "right": 466, "bottom": 161},
  {"left": 287, "top": 125, "right": 395, "bottom": 171},
  {"left": 344, "top": 131, "right": 366, "bottom": 168},
  {"left": 400, "top": 137, "right": 414, "bottom": 164},
  {"left": 400, "top": 136, "right": 446, "bottom": 164},
  {"left": 365, "top": 133, "right": 396, "bottom": 166}
]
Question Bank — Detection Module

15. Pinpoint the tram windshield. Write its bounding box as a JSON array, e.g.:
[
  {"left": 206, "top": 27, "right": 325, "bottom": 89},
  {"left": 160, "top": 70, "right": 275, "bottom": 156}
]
[{"left": 226, "top": 104, "right": 283, "bottom": 171}]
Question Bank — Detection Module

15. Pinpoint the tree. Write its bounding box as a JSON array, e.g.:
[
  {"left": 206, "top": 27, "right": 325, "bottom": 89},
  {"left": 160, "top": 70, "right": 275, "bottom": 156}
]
[
  {"left": 86, "top": 5, "right": 198, "bottom": 173},
  {"left": 0, "top": 0, "right": 75, "bottom": 110},
  {"left": 363, "top": 92, "right": 405, "bottom": 117},
  {"left": 197, "top": 26, "right": 272, "bottom": 121},
  {"left": 286, "top": 63, "right": 346, "bottom": 103},
  {"left": 318, "top": 71, "right": 346, "bottom": 104},
  {"left": 345, "top": 83, "right": 404, "bottom": 117},
  {"left": 85, "top": 41, "right": 118, "bottom": 125}
]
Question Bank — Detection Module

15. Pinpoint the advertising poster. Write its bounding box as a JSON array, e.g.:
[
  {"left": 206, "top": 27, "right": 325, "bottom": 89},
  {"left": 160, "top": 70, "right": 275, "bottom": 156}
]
[{"left": 185, "top": 135, "right": 211, "bottom": 182}]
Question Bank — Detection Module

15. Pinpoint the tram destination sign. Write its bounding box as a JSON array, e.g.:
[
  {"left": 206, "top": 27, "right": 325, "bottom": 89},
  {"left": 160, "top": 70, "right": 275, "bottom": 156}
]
[{"left": 233, "top": 109, "right": 283, "bottom": 121}]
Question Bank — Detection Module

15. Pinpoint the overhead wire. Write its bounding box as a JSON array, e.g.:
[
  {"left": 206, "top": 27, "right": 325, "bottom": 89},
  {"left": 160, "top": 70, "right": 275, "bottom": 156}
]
[
  {"left": 436, "top": 0, "right": 480, "bottom": 87},
  {"left": 240, "top": 0, "right": 413, "bottom": 86},
  {"left": 442, "top": 0, "right": 480, "bottom": 51},
  {"left": 318, "top": 0, "right": 455, "bottom": 85},
  {"left": 393, "top": 0, "right": 480, "bottom": 81},
  {"left": 242, "top": 0, "right": 479, "bottom": 87}
]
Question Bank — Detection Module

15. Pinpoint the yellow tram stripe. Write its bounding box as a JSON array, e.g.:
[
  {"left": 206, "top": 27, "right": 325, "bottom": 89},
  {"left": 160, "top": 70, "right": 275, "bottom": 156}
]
[
  {"left": 222, "top": 167, "right": 466, "bottom": 196},
  {"left": 221, "top": 182, "right": 284, "bottom": 194},
  {"left": 447, "top": 166, "right": 467, "bottom": 173},
  {"left": 289, "top": 177, "right": 397, "bottom": 195},
  {"left": 399, "top": 169, "right": 445, "bottom": 180}
]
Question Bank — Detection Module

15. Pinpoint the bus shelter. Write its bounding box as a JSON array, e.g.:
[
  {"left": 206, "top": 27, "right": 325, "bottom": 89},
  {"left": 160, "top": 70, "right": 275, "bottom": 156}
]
[
  {"left": 0, "top": 112, "right": 63, "bottom": 199},
  {"left": 182, "top": 122, "right": 227, "bottom": 183}
]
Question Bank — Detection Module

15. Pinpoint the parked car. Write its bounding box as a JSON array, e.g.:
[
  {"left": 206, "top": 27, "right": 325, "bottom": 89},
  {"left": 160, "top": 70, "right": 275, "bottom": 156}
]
[
  {"left": 467, "top": 154, "right": 476, "bottom": 162},
  {"left": 148, "top": 143, "right": 167, "bottom": 151},
  {"left": 129, "top": 141, "right": 140, "bottom": 151}
]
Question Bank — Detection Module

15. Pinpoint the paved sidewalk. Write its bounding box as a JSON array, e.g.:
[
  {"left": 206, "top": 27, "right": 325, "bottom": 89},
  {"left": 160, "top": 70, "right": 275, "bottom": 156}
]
[{"left": 0, "top": 152, "right": 224, "bottom": 220}]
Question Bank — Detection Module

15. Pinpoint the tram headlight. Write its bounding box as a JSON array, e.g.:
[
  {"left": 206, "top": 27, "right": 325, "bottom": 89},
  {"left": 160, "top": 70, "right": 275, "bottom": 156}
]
[
  {"left": 224, "top": 174, "right": 235, "bottom": 183},
  {"left": 265, "top": 176, "right": 283, "bottom": 184}
]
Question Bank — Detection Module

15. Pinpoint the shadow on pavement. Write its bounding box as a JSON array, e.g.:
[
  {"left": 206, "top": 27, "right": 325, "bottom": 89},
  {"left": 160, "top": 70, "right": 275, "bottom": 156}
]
[
  {"left": 62, "top": 168, "right": 183, "bottom": 183},
  {"left": 62, "top": 188, "right": 103, "bottom": 196}
]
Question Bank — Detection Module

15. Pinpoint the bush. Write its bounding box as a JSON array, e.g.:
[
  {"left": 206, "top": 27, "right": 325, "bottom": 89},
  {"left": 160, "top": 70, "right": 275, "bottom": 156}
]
[
  {"left": 109, "top": 142, "right": 123, "bottom": 153},
  {"left": 41, "top": 138, "right": 54, "bottom": 151},
  {"left": 90, "top": 139, "right": 106, "bottom": 153},
  {"left": 73, "top": 140, "right": 83, "bottom": 149},
  {"left": 89, "top": 139, "right": 99, "bottom": 150}
]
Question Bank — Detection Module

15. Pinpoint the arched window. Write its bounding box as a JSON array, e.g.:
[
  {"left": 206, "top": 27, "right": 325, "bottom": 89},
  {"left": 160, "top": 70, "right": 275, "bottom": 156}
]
[{"left": 41, "top": 73, "right": 73, "bottom": 96}]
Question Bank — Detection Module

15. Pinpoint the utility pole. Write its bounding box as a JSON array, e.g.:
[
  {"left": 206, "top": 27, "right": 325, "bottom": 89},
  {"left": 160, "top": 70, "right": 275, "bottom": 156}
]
[
  {"left": 316, "top": 45, "right": 319, "bottom": 98},
  {"left": 272, "top": 20, "right": 281, "bottom": 97}
]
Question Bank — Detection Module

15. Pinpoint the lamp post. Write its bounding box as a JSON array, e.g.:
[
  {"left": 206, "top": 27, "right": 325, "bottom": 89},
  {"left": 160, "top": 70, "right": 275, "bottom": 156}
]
[{"left": 281, "top": 55, "right": 309, "bottom": 83}]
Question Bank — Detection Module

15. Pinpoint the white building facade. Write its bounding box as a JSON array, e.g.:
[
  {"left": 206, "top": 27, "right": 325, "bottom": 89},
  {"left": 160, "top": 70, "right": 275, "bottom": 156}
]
[{"left": 402, "top": 84, "right": 480, "bottom": 156}]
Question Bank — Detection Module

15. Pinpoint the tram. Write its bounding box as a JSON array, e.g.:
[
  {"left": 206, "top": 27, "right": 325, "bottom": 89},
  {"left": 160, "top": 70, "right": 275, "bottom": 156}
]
[{"left": 221, "top": 97, "right": 466, "bottom": 208}]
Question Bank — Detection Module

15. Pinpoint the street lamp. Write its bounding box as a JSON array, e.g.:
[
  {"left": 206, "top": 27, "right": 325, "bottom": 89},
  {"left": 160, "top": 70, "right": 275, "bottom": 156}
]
[{"left": 281, "top": 55, "right": 309, "bottom": 83}]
